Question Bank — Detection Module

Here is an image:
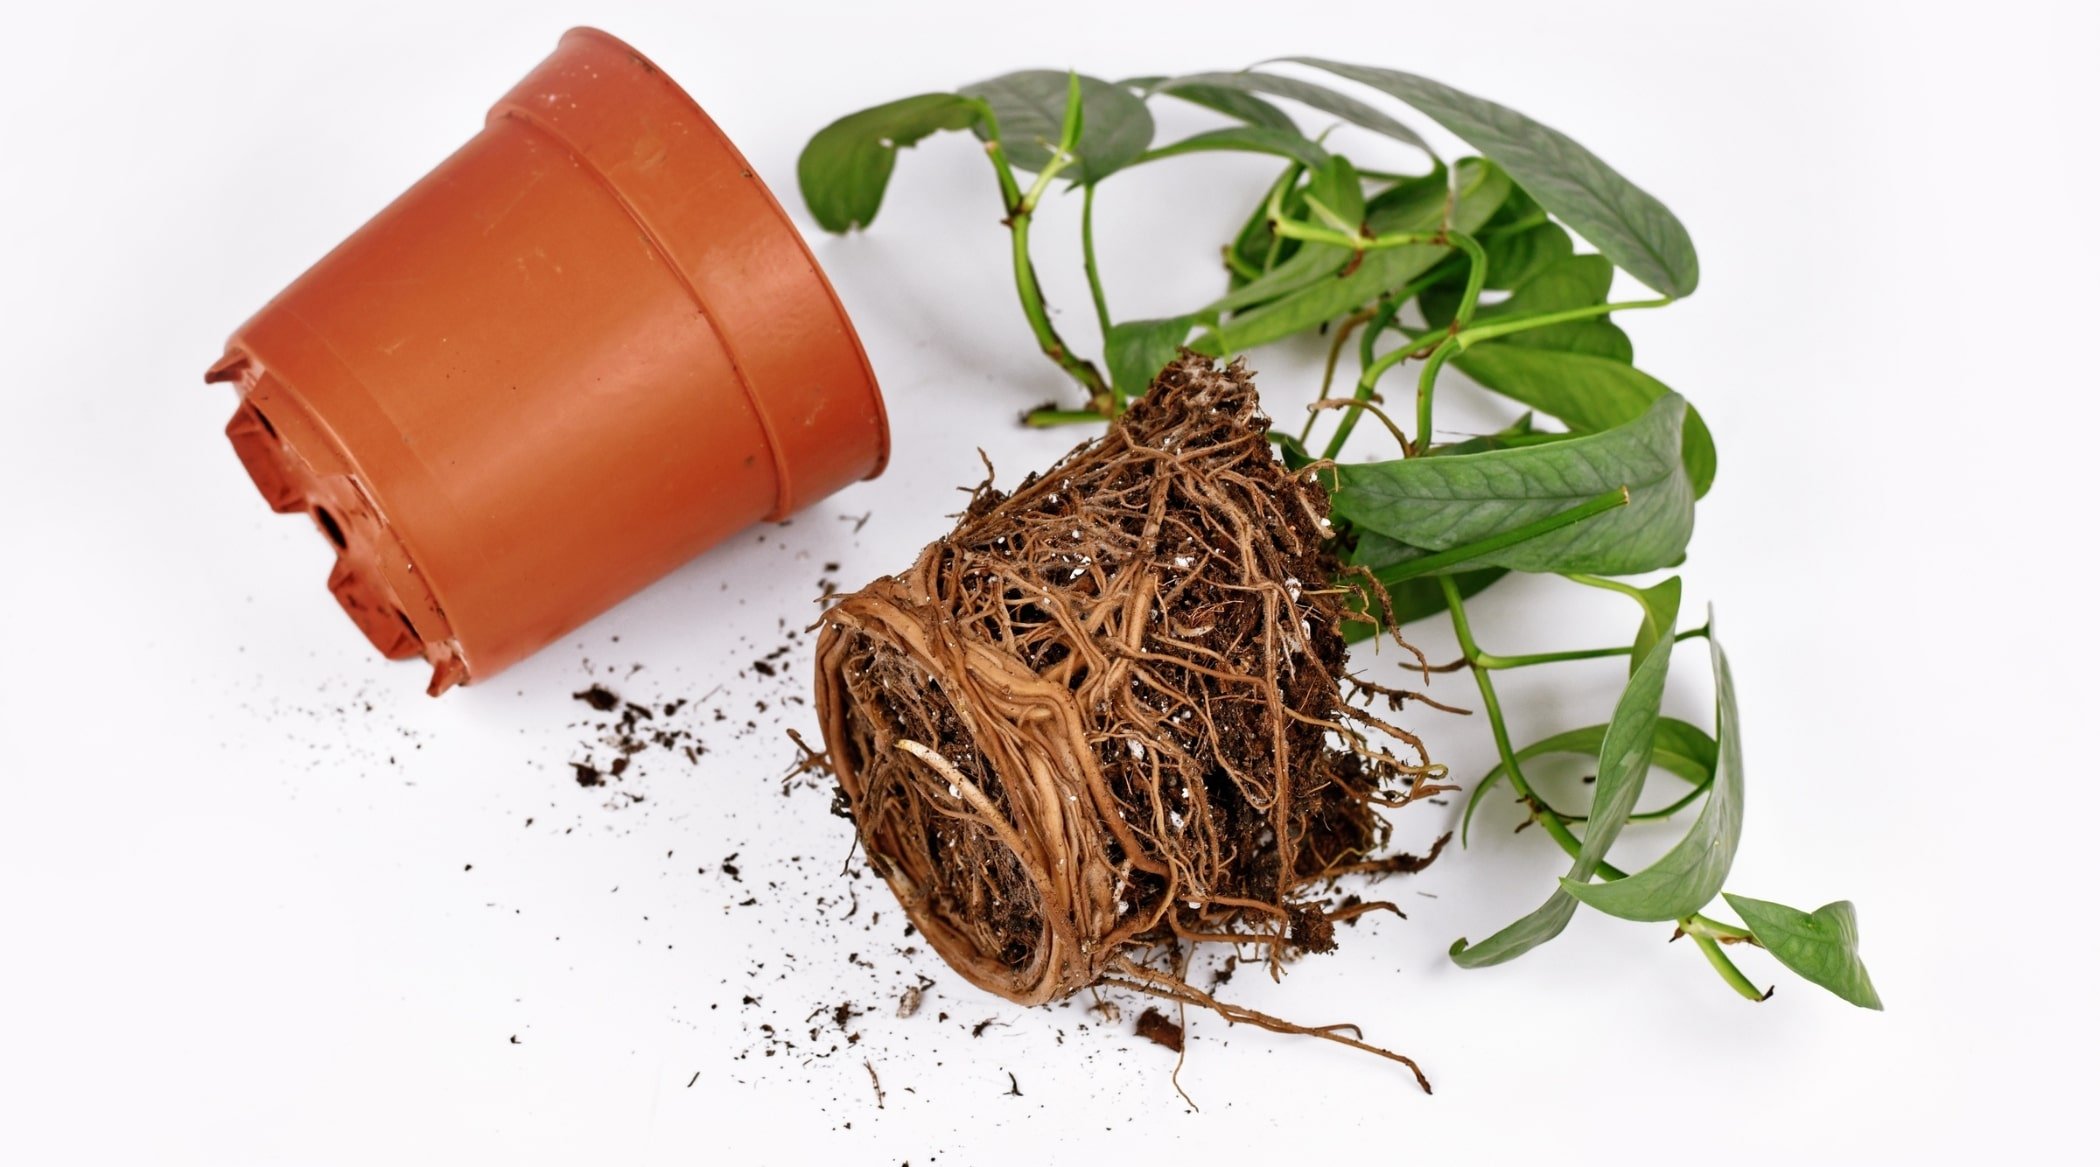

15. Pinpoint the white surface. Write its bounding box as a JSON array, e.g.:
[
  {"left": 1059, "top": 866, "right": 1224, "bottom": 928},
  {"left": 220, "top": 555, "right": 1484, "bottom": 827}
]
[{"left": 2, "top": 2, "right": 2093, "bottom": 1162}]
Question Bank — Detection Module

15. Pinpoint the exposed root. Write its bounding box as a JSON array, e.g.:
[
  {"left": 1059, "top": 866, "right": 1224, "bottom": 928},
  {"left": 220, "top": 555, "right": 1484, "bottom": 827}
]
[
  {"left": 814, "top": 354, "right": 1443, "bottom": 1082},
  {"left": 1105, "top": 957, "right": 1432, "bottom": 1094}
]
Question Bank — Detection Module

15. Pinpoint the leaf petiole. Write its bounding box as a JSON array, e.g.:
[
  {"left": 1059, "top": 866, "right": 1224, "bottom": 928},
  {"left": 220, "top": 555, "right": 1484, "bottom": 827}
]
[
  {"left": 1694, "top": 934, "right": 1769, "bottom": 1001},
  {"left": 1454, "top": 297, "right": 1672, "bottom": 350},
  {"left": 973, "top": 97, "right": 1114, "bottom": 411},
  {"left": 1473, "top": 624, "right": 1711, "bottom": 670},
  {"left": 1082, "top": 184, "right": 1113, "bottom": 344},
  {"left": 1024, "top": 407, "right": 1113, "bottom": 427}
]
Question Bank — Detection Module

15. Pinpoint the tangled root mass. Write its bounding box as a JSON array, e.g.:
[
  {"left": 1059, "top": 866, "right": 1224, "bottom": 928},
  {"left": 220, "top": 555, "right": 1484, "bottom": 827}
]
[{"left": 815, "top": 355, "right": 1445, "bottom": 1080}]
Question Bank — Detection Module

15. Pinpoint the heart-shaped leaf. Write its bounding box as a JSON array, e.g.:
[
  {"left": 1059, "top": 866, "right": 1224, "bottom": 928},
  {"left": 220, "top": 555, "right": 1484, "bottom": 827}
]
[
  {"left": 1105, "top": 316, "right": 1199, "bottom": 398},
  {"left": 1723, "top": 895, "right": 1884, "bottom": 1010},
  {"left": 962, "top": 71, "right": 1156, "bottom": 184},
  {"left": 1480, "top": 220, "right": 1575, "bottom": 292},
  {"left": 798, "top": 93, "right": 983, "bottom": 232}
]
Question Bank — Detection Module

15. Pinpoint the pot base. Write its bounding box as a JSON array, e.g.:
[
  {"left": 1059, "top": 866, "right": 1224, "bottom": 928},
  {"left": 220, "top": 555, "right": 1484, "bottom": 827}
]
[{"left": 209, "top": 350, "right": 468, "bottom": 695}]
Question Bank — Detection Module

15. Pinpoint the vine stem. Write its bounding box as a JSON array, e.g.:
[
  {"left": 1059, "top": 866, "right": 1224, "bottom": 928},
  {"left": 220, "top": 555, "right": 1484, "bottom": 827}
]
[
  {"left": 1314, "top": 233, "right": 1485, "bottom": 461},
  {"left": 1024, "top": 408, "right": 1112, "bottom": 428},
  {"left": 1694, "top": 934, "right": 1770, "bottom": 1001},
  {"left": 973, "top": 96, "right": 1113, "bottom": 415},
  {"left": 1081, "top": 183, "right": 1113, "bottom": 347},
  {"left": 1473, "top": 624, "right": 1711, "bottom": 669},
  {"left": 1454, "top": 297, "right": 1673, "bottom": 348}
]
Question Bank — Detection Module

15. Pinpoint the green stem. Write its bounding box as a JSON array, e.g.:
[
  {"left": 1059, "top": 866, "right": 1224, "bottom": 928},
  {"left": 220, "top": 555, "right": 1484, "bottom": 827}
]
[
  {"left": 1326, "top": 232, "right": 1485, "bottom": 460},
  {"left": 973, "top": 101, "right": 1112, "bottom": 413},
  {"left": 1081, "top": 182, "right": 1113, "bottom": 347},
  {"left": 1440, "top": 577, "right": 1587, "bottom": 856},
  {"left": 1413, "top": 340, "right": 1460, "bottom": 457},
  {"left": 1024, "top": 407, "right": 1111, "bottom": 427},
  {"left": 1313, "top": 260, "right": 1461, "bottom": 456},
  {"left": 1683, "top": 914, "right": 1759, "bottom": 944},
  {"left": 1318, "top": 233, "right": 1483, "bottom": 461},
  {"left": 1258, "top": 163, "right": 1306, "bottom": 273},
  {"left": 1694, "top": 934, "right": 1769, "bottom": 1001},
  {"left": 1473, "top": 624, "right": 1711, "bottom": 670},
  {"left": 1628, "top": 782, "right": 1715, "bottom": 824},
  {"left": 1453, "top": 297, "right": 1673, "bottom": 349},
  {"left": 1550, "top": 777, "right": 1713, "bottom": 826},
  {"left": 1374, "top": 488, "right": 1628, "bottom": 588}
]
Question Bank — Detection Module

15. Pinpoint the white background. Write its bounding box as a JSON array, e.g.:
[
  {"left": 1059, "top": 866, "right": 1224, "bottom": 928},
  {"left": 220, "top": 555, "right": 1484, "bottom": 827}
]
[{"left": 3, "top": 2, "right": 2093, "bottom": 1162}]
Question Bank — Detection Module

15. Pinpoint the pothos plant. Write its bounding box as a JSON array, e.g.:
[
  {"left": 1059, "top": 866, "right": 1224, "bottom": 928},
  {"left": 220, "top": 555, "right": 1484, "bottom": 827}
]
[{"left": 798, "top": 62, "right": 1880, "bottom": 1010}]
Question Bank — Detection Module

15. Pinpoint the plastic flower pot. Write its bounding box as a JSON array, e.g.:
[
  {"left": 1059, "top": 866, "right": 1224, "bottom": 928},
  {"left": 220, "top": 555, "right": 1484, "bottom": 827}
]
[{"left": 206, "top": 27, "right": 887, "bottom": 695}]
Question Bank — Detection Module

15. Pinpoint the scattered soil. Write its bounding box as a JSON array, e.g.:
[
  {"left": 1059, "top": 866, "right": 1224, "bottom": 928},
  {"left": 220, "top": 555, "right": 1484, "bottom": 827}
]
[
  {"left": 814, "top": 355, "right": 1447, "bottom": 1087},
  {"left": 1134, "top": 1007, "right": 1184, "bottom": 1053}
]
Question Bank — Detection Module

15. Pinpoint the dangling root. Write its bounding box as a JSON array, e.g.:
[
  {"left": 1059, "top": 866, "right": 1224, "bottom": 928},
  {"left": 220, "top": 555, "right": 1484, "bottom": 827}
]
[
  {"left": 813, "top": 354, "right": 1447, "bottom": 1089},
  {"left": 1103, "top": 956, "right": 1432, "bottom": 1094}
]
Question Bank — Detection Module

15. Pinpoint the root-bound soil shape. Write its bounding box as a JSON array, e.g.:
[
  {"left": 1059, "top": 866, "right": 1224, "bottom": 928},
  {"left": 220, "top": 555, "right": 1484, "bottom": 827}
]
[{"left": 815, "top": 355, "right": 1448, "bottom": 1087}]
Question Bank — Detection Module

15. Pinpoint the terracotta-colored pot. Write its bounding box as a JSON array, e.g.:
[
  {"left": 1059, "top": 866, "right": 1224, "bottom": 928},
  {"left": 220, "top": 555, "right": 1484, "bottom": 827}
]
[{"left": 206, "top": 28, "right": 887, "bottom": 694}]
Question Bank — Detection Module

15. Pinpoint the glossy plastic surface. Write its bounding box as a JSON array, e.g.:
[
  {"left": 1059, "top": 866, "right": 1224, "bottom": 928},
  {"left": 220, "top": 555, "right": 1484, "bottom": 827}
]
[{"left": 207, "top": 28, "right": 887, "bottom": 693}]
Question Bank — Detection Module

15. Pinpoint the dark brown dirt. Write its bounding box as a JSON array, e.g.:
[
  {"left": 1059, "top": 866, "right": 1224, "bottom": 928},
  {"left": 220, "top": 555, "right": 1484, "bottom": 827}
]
[{"left": 1134, "top": 1007, "right": 1185, "bottom": 1053}]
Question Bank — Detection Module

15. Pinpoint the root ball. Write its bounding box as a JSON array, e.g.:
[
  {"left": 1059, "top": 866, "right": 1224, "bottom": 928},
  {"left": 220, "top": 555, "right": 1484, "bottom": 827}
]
[{"left": 814, "top": 355, "right": 1441, "bottom": 1008}]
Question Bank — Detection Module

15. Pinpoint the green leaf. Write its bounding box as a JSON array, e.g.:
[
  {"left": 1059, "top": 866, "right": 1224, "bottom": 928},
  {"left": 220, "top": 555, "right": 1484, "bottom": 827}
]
[
  {"left": 1628, "top": 576, "right": 1682, "bottom": 672},
  {"left": 1451, "top": 584, "right": 1678, "bottom": 967},
  {"left": 797, "top": 93, "right": 983, "bottom": 232},
  {"left": 1454, "top": 346, "right": 1718, "bottom": 498},
  {"left": 962, "top": 71, "right": 1156, "bottom": 183},
  {"left": 1198, "top": 159, "right": 1511, "bottom": 354},
  {"left": 1484, "top": 254, "right": 1633, "bottom": 361},
  {"left": 1434, "top": 411, "right": 1547, "bottom": 457},
  {"left": 1124, "top": 76, "right": 1299, "bottom": 131},
  {"left": 1149, "top": 71, "right": 1433, "bottom": 156},
  {"left": 1361, "top": 159, "right": 1447, "bottom": 219},
  {"left": 1226, "top": 161, "right": 1309, "bottom": 289},
  {"left": 1481, "top": 220, "right": 1574, "bottom": 292},
  {"left": 1105, "top": 316, "right": 1197, "bottom": 398},
  {"left": 1447, "top": 892, "right": 1580, "bottom": 968},
  {"left": 1461, "top": 715, "right": 1716, "bottom": 845},
  {"left": 1282, "top": 58, "right": 1700, "bottom": 297},
  {"left": 1136, "top": 125, "right": 1332, "bottom": 169},
  {"left": 1304, "top": 155, "right": 1368, "bottom": 231},
  {"left": 1269, "top": 430, "right": 1314, "bottom": 470},
  {"left": 1208, "top": 230, "right": 1346, "bottom": 316},
  {"left": 1722, "top": 895, "right": 1884, "bottom": 1010},
  {"left": 1331, "top": 393, "right": 1694, "bottom": 575},
  {"left": 1562, "top": 627, "right": 1744, "bottom": 921}
]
